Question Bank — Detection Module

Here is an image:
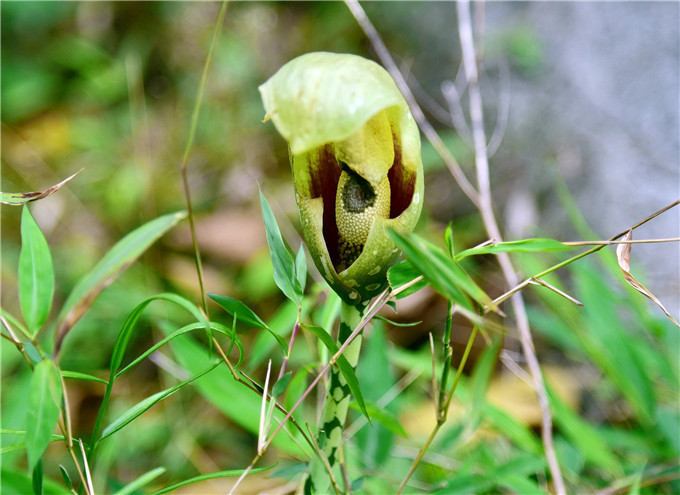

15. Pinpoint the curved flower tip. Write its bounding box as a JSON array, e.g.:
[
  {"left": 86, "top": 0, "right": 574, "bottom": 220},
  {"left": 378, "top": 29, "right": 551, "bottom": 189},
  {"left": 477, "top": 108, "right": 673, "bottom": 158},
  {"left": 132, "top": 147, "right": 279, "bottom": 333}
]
[{"left": 260, "top": 52, "right": 424, "bottom": 306}]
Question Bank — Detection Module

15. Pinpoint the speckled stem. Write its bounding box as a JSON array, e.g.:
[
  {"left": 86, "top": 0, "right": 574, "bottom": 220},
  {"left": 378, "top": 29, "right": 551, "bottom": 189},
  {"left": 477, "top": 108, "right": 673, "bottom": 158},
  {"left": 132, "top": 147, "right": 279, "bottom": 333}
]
[{"left": 306, "top": 302, "right": 364, "bottom": 494}]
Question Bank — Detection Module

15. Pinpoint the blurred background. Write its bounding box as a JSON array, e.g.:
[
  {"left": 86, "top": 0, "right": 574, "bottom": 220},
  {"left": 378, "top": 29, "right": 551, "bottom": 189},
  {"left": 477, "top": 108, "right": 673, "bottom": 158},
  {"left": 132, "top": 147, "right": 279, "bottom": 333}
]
[{"left": 2, "top": 2, "right": 678, "bottom": 493}]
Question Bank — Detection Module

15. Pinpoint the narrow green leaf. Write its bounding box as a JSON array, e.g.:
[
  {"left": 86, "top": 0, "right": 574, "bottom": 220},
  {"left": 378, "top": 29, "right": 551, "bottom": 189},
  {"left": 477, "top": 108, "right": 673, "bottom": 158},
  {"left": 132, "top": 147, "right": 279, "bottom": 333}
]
[
  {"left": 100, "top": 362, "right": 220, "bottom": 441},
  {"left": 19, "top": 206, "right": 54, "bottom": 336},
  {"left": 149, "top": 465, "right": 276, "bottom": 495},
  {"left": 259, "top": 190, "right": 300, "bottom": 303},
  {"left": 55, "top": 211, "right": 187, "bottom": 346},
  {"left": 61, "top": 370, "right": 108, "bottom": 385},
  {"left": 272, "top": 371, "right": 292, "bottom": 397},
  {"left": 112, "top": 467, "right": 166, "bottom": 495},
  {"left": 387, "top": 261, "right": 427, "bottom": 299},
  {"left": 300, "top": 323, "right": 369, "bottom": 420},
  {"left": 455, "top": 238, "right": 573, "bottom": 260},
  {"left": 58, "top": 466, "right": 73, "bottom": 492},
  {"left": 32, "top": 459, "right": 43, "bottom": 495},
  {"left": 373, "top": 315, "right": 421, "bottom": 327},
  {"left": 295, "top": 244, "right": 307, "bottom": 296},
  {"left": 209, "top": 293, "right": 287, "bottom": 353},
  {"left": 444, "top": 222, "right": 455, "bottom": 257},
  {"left": 208, "top": 294, "right": 266, "bottom": 329},
  {"left": 389, "top": 231, "right": 495, "bottom": 311},
  {"left": 110, "top": 293, "right": 208, "bottom": 375},
  {"left": 116, "top": 321, "right": 243, "bottom": 378},
  {"left": 26, "top": 360, "right": 63, "bottom": 471}
]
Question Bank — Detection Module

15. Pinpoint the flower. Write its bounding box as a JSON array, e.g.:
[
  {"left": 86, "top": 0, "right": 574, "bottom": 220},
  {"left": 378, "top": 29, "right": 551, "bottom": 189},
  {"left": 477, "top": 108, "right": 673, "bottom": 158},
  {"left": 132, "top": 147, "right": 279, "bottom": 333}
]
[{"left": 259, "top": 52, "right": 423, "bottom": 306}]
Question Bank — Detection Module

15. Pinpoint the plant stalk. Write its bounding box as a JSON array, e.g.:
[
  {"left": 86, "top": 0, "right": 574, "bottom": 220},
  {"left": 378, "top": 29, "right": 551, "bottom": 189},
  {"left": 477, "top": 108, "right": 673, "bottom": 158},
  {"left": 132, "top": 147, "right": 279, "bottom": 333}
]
[{"left": 306, "top": 302, "right": 364, "bottom": 494}]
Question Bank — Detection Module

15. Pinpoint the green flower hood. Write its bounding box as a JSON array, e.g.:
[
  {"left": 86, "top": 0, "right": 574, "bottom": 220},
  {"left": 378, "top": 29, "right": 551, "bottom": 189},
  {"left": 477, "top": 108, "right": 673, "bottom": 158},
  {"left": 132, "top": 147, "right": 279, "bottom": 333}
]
[{"left": 260, "top": 52, "right": 423, "bottom": 306}]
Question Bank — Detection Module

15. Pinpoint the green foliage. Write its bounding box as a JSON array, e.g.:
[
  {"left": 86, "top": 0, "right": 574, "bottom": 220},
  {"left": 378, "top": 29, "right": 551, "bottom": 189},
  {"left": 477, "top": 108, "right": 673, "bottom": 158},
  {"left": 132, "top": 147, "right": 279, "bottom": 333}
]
[
  {"left": 26, "top": 360, "right": 62, "bottom": 471},
  {"left": 19, "top": 207, "right": 54, "bottom": 337},
  {"left": 1, "top": 3, "right": 677, "bottom": 494},
  {"left": 259, "top": 189, "right": 304, "bottom": 305}
]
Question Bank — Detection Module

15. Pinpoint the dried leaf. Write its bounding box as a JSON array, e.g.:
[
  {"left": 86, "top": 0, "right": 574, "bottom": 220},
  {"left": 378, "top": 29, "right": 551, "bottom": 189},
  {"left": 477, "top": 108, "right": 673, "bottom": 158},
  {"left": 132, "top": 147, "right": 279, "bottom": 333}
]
[
  {"left": 1, "top": 169, "right": 82, "bottom": 205},
  {"left": 616, "top": 230, "right": 679, "bottom": 328}
]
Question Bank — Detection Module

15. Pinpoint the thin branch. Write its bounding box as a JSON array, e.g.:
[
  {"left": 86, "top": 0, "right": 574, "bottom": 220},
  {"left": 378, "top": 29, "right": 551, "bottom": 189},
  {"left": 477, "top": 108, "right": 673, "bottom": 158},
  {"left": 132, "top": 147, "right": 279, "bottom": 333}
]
[
  {"left": 564, "top": 237, "right": 680, "bottom": 246},
  {"left": 490, "top": 200, "right": 680, "bottom": 311},
  {"left": 0, "top": 315, "right": 34, "bottom": 369},
  {"left": 530, "top": 278, "right": 584, "bottom": 306},
  {"left": 179, "top": 1, "right": 228, "bottom": 316},
  {"left": 344, "top": 0, "right": 481, "bottom": 208},
  {"left": 455, "top": 2, "right": 566, "bottom": 493}
]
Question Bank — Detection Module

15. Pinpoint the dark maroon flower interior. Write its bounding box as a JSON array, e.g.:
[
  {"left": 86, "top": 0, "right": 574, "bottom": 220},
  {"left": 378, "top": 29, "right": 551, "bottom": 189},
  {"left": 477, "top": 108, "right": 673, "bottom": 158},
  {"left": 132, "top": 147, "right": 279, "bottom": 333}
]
[{"left": 307, "top": 139, "right": 415, "bottom": 272}]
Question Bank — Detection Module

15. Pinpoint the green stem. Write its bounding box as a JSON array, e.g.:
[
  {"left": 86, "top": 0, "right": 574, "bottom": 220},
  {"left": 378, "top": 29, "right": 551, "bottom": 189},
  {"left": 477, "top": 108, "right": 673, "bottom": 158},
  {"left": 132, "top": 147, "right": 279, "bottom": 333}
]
[
  {"left": 306, "top": 302, "right": 364, "bottom": 494},
  {"left": 437, "top": 299, "right": 454, "bottom": 410}
]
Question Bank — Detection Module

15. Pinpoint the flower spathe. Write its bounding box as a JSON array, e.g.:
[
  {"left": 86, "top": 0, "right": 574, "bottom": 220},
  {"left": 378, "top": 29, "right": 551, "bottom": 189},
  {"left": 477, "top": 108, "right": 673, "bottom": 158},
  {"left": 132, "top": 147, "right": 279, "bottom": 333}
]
[{"left": 260, "top": 52, "right": 423, "bottom": 306}]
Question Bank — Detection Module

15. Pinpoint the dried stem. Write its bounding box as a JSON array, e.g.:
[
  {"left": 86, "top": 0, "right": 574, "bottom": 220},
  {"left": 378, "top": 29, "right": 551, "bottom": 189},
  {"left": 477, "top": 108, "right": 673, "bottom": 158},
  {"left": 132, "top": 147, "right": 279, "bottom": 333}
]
[
  {"left": 344, "top": 0, "right": 481, "bottom": 208},
  {"left": 179, "top": 0, "right": 228, "bottom": 316},
  {"left": 456, "top": 2, "right": 565, "bottom": 492}
]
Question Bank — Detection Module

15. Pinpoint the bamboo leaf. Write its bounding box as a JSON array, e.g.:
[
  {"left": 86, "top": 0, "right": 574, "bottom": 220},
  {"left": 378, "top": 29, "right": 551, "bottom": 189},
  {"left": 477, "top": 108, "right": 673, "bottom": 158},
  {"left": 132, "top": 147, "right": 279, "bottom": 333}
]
[
  {"left": 55, "top": 211, "right": 187, "bottom": 350},
  {"left": 110, "top": 293, "right": 208, "bottom": 375},
  {"left": 272, "top": 372, "right": 292, "bottom": 397},
  {"left": 300, "top": 323, "right": 369, "bottom": 420},
  {"left": 100, "top": 362, "right": 220, "bottom": 441},
  {"left": 209, "top": 294, "right": 287, "bottom": 353},
  {"left": 387, "top": 261, "right": 427, "bottom": 299},
  {"left": 259, "top": 190, "right": 301, "bottom": 303},
  {"left": 389, "top": 231, "right": 495, "bottom": 311},
  {"left": 61, "top": 370, "right": 108, "bottom": 385},
  {"left": 32, "top": 459, "right": 43, "bottom": 495},
  {"left": 112, "top": 467, "right": 166, "bottom": 495},
  {"left": 19, "top": 207, "right": 54, "bottom": 337},
  {"left": 116, "top": 321, "right": 243, "bottom": 378},
  {"left": 373, "top": 315, "right": 421, "bottom": 327},
  {"left": 149, "top": 465, "right": 275, "bottom": 495},
  {"left": 26, "top": 360, "right": 63, "bottom": 471},
  {"left": 456, "top": 238, "right": 573, "bottom": 260}
]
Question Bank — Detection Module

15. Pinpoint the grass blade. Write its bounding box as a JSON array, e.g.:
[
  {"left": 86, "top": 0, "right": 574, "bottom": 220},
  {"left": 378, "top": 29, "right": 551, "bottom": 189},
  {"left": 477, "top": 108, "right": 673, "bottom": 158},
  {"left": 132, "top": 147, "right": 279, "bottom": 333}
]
[
  {"left": 110, "top": 293, "right": 208, "bottom": 375},
  {"left": 55, "top": 211, "right": 187, "bottom": 352},
  {"left": 61, "top": 371, "right": 108, "bottom": 385},
  {"left": 209, "top": 293, "right": 287, "bottom": 352},
  {"left": 389, "top": 231, "right": 496, "bottom": 311},
  {"left": 259, "top": 189, "right": 301, "bottom": 303},
  {"left": 100, "top": 362, "right": 220, "bottom": 441},
  {"left": 150, "top": 465, "right": 275, "bottom": 495},
  {"left": 26, "top": 360, "right": 63, "bottom": 471},
  {"left": 112, "top": 467, "right": 166, "bottom": 495},
  {"left": 19, "top": 206, "right": 54, "bottom": 337},
  {"left": 116, "top": 321, "right": 243, "bottom": 378},
  {"left": 456, "top": 238, "right": 573, "bottom": 260}
]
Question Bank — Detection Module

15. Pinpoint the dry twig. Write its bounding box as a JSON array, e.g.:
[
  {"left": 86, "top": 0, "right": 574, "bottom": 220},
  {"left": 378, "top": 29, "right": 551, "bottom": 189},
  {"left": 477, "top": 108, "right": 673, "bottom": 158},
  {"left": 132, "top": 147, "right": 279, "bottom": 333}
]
[{"left": 455, "top": 2, "right": 566, "bottom": 492}]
